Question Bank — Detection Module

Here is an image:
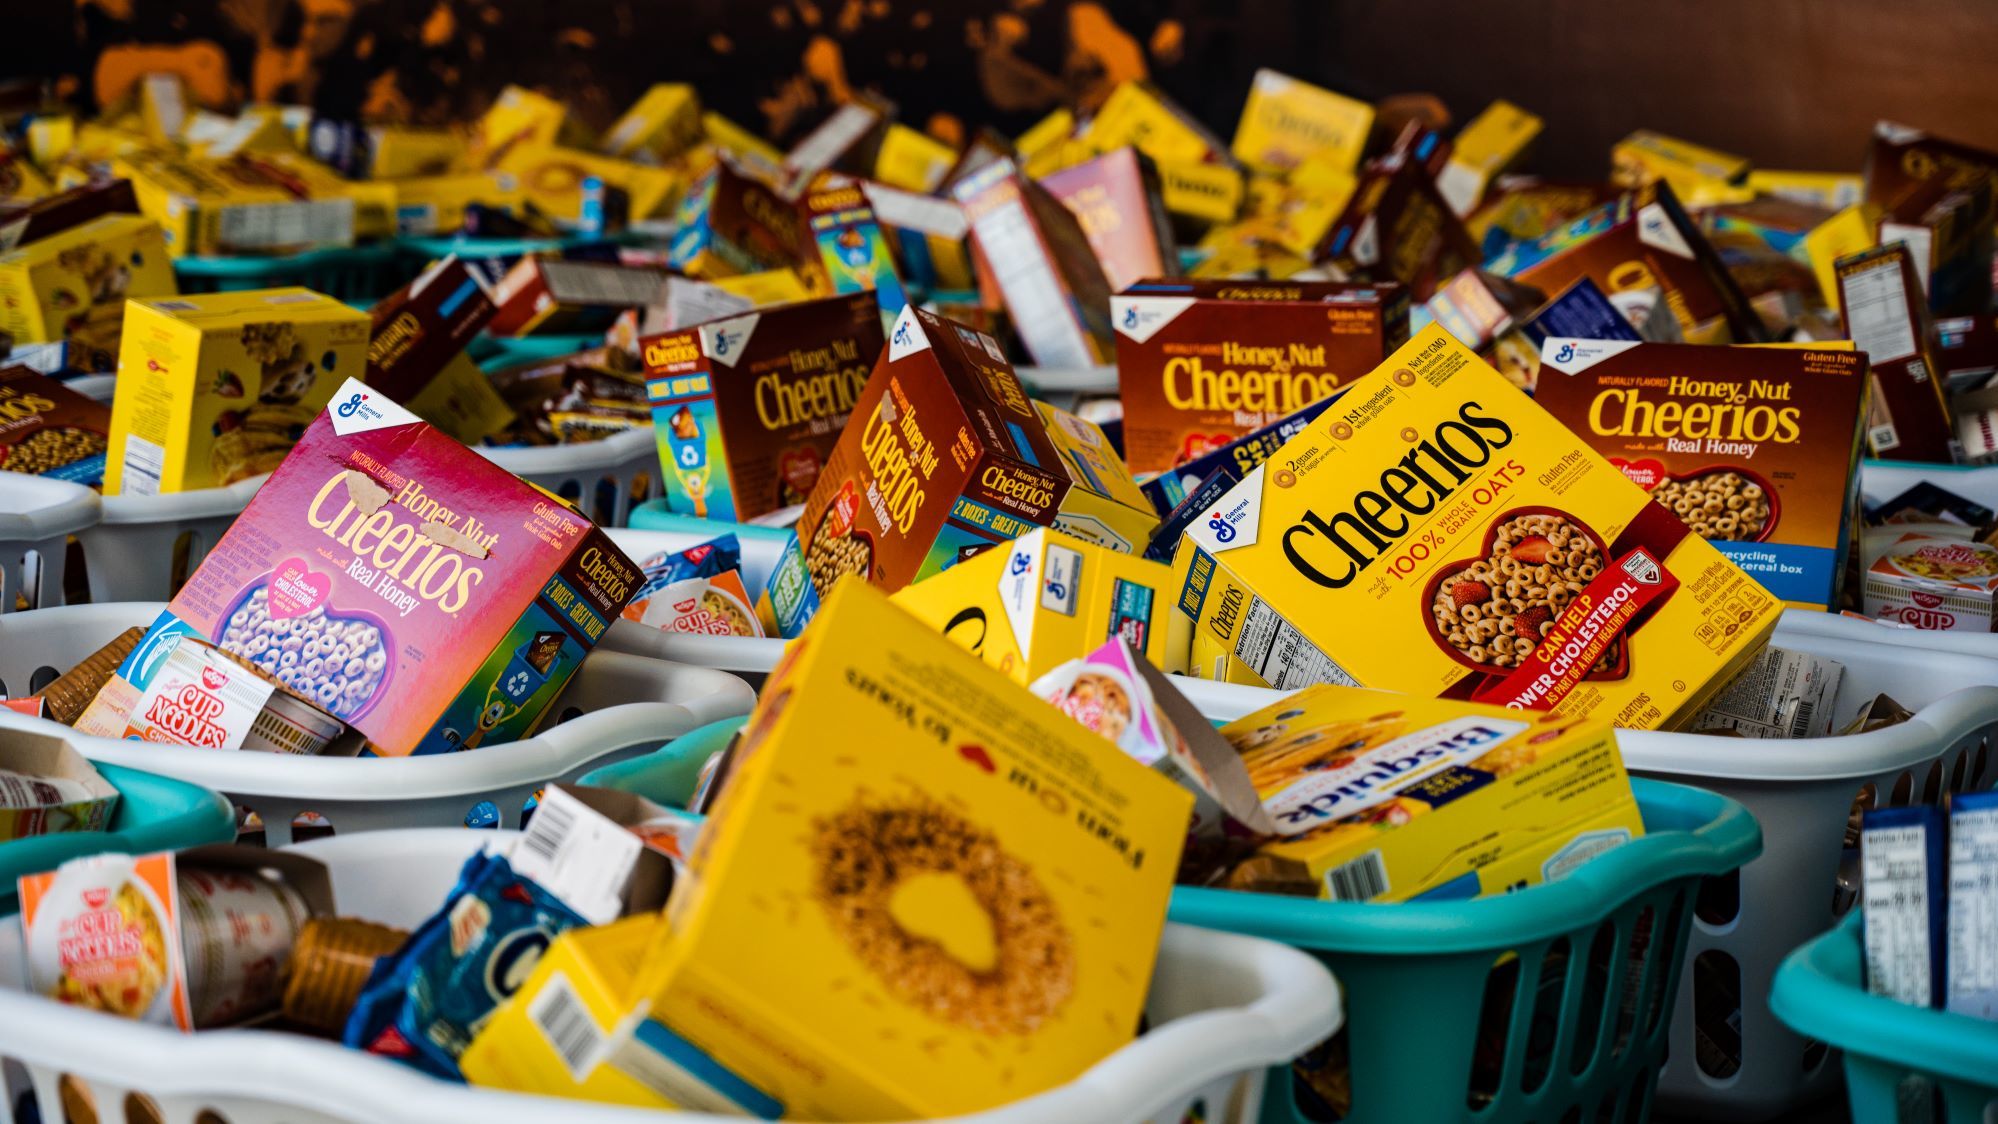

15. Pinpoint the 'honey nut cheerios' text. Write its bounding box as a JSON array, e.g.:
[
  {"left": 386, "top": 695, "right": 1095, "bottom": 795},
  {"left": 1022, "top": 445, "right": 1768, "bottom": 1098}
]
[
  {"left": 308, "top": 471, "right": 496, "bottom": 614},
  {"left": 1164, "top": 342, "right": 1338, "bottom": 415},
  {"left": 1586, "top": 376, "right": 1801, "bottom": 449}
]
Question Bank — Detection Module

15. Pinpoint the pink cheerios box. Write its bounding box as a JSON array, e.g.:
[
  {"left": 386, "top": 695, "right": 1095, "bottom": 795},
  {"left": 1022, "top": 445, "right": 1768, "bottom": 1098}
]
[{"left": 142, "top": 378, "right": 644, "bottom": 756}]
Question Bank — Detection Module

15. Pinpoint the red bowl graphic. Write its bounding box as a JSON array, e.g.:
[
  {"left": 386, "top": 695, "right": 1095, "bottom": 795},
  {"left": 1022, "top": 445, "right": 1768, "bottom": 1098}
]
[
  {"left": 1648, "top": 463, "right": 1780, "bottom": 543},
  {"left": 1421, "top": 505, "right": 1629, "bottom": 682}
]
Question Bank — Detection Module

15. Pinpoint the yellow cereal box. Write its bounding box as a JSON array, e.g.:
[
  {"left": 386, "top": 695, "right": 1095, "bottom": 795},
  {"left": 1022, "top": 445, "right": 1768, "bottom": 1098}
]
[
  {"left": 1610, "top": 130, "right": 1753, "bottom": 207},
  {"left": 0, "top": 214, "right": 176, "bottom": 351},
  {"left": 1219, "top": 684, "right": 1643, "bottom": 900},
  {"left": 634, "top": 580, "right": 1191, "bottom": 1119},
  {"left": 1016, "top": 109, "right": 1076, "bottom": 163},
  {"left": 495, "top": 144, "right": 681, "bottom": 223},
  {"left": 1748, "top": 169, "right": 1865, "bottom": 211},
  {"left": 892, "top": 526, "right": 1191, "bottom": 684},
  {"left": 701, "top": 112, "right": 784, "bottom": 172},
  {"left": 389, "top": 171, "right": 525, "bottom": 237},
  {"left": 1171, "top": 324, "right": 1781, "bottom": 730},
  {"left": 470, "top": 85, "right": 568, "bottom": 167},
  {"left": 600, "top": 84, "right": 703, "bottom": 164},
  {"left": 1231, "top": 68, "right": 1374, "bottom": 175},
  {"left": 367, "top": 127, "right": 470, "bottom": 178},
  {"left": 1153, "top": 157, "right": 1246, "bottom": 227},
  {"left": 1804, "top": 202, "right": 1884, "bottom": 309},
  {"left": 1437, "top": 100, "right": 1543, "bottom": 217},
  {"left": 708, "top": 268, "right": 813, "bottom": 306},
  {"left": 26, "top": 116, "right": 75, "bottom": 167},
  {"left": 1035, "top": 401, "right": 1161, "bottom": 553},
  {"left": 873, "top": 124, "right": 956, "bottom": 193},
  {"left": 105, "top": 288, "right": 370, "bottom": 495},
  {"left": 116, "top": 152, "right": 357, "bottom": 255},
  {"left": 1085, "top": 81, "right": 1229, "bottom": 166}
]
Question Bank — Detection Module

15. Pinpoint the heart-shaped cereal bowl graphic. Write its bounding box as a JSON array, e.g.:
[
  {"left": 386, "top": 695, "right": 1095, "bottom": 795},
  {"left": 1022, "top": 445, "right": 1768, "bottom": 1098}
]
[
  {"left": 1646, "top": 464, "right": 1780, "bottom": 544},
  {"left": 216, "top": 574, "right": 398, "bottom": 723},
  {"left": 1422, "top": 506, "right": 1628, "bottom": 682}
]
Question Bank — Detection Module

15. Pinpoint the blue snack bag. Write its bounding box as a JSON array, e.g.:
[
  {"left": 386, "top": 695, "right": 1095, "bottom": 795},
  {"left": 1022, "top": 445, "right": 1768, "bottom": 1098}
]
[
  {"left": 345, "top": 851, "right": 587, "bottom": 1079},
  {"left": 633, "top": 534, "right": 746, "bottom": 600}
]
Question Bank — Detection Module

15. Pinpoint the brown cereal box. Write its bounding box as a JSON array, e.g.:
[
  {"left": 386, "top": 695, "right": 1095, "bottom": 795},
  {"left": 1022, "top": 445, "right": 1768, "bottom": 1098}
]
[
  {"left": 953, "top": 158, "right": 1115, "bottom": 371},
  {"left": 1171, "top": 323, "right": 1781, "bottom": 731},
  {"left": 487, "top": 258, "right": 668, "bottom": 337},
  {"left": 0, "top": 365, "right": 111, "bottom": 486},
  {"left": 1876, "top": 177, "right": 1995, "bottom": 318},
  {"left": 1532, "top": 340, "right": 1870, "bottom": 610},
  {"left": 366, "top": 257, "right": 513, "bottom": 445},
  {"left": 1864, "top": 122, "right": 1998, "bottom": 223},
  {"left": 641, "top": 290, "right": 884, "bottom": 523},
  {"left": 1111, "top": 278, "right": 1410, "bottom": 473},
  {"left": 796, "top": 305, "right": 1067, "bottom": 596},
  {"left": 1836, "top": 242, "right": 1956, "bottom": 463},
  {"left": 1039, "top": 148, "right": 1178, "bottom": 293},
  {"left": 1317, "top": 152, "right": 1479, "bottom": 301}
]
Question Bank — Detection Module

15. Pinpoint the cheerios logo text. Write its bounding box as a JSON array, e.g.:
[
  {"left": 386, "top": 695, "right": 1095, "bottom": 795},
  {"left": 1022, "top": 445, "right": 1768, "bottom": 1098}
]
[
  {"left": 1165, "top": 342, "right": 1339, "bottom": 415},
  {"left": 308, "top": 471, "right": 497, "bottom": 614}
]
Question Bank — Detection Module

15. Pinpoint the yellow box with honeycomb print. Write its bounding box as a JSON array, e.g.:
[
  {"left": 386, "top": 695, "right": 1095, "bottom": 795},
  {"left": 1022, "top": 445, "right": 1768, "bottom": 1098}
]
[
  {"left": 1170, "top": 324, "right": 1781, "bottom": 731},
  {"left": 1218, "top": 683, "right": 1643, "bottom": 901},
  {"left": 632, "top": 580, "right": 1192, "bottom": 1120},
  {"left": 105, "top": 288, "right": 369, "bottom": 495}
]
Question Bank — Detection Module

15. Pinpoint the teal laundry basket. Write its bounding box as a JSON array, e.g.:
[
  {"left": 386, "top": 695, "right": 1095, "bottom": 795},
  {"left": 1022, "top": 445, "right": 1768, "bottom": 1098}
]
[
  {"left": 1772, "top": 912, "right": 1998, "bottom": 1124},
  {"left": 586, "top": 719, "right": 1760, "bottom": 1124},
  {"left": 0, "top": 762, "right": 235, "bottom": 914},
  {"left": 172, "top": 242, "right": 407, "bottom": 303},
  {"left": 470, "top": 333, "right": 610, "bottom": 371}
]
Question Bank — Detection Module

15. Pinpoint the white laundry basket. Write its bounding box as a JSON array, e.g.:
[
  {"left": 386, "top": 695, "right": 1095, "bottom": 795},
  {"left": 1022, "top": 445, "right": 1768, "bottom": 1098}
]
[
  {"left": 75, "top": 476, "right": 266, "bottom": 602},
  {"left": 0, "top": 472, "right": 99, "bottom": 612},
  {"left": 0, "top": 828, "right": 1341, "bottom": 1124},
  {"left": 0, "top": 603, "right": 756, "bottom": 843},
  {"left": 602, "top": 524, "right": 790, "bottom": 680},
  {"left": 480, "top": 429, "right": 659, "bottom": 528}
]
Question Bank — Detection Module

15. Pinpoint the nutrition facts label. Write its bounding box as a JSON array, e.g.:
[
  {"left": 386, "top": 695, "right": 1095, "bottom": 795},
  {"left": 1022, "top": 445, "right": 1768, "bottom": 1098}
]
[
  {"left": 1236, "top": 597, "right": 1358, "bottom": 690},
  {"left": 971, "top": 198, "right": 1096, "bottom": 370},
  {"left": 1842, "top": 259, "right": 1919, "bottom": 364},
  {"left": 1862, "top": 822, "right": 1937, "bottom": 1006},
  {"left": 119, "top": 434, "right": 166, "bottom": 497},
  {"left": 1948, "top": 802, "right": 1998, "bottom": 1018}
]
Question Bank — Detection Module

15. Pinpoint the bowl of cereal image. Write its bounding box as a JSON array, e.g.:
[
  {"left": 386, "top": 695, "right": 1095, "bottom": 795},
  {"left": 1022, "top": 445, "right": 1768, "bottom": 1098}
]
[
  {"left": 1647, "top": 465, "right": 1779, "bottom": 544},
  {"left": 1422, "top": 507, "right": 1628, "bottom": 681},
  {"left": 216, "top": 577, "right": 398, "bottom": 724},
  {"left": 805, "top": 508, "right": 876, "bottom": 591}
]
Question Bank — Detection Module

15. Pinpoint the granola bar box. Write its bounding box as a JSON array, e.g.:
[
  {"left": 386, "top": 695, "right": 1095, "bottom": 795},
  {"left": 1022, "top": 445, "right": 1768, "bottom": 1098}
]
[
  {"left": 149, "top": 380, "right": 641, "bottom": 756},
  {"left": 642, "top": 290, "right": 882, "bottom": 523},
  {"left": 796, "top": 305, "right": 1069, "bottom": 595},
  {"left": 1112, "top": 278, "right": 1409, "bottom": 473},
  {"left": 1171, "top": 323, "right": 1781, "bottom": 731},
  {"left": 630, "top": 580, "right": 1192, "bottom": 1118},
  {"left": 105, "top": 288, "right": 369, "bottom": 495},
  {"left": 1532, "top": 339, "right": 1869, "bottom": 610}
]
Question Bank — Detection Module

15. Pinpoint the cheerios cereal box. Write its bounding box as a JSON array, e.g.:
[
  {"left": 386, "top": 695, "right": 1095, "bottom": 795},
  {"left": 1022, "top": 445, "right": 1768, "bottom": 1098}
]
[
  {"left": 525, "top": 581, "right": 1187, "bottom": 1119},
  {"left": 1218, "top": 684, "right": 1643, "bottom": 901},
  {"left": 1172, "top": 323, "right": 1781, "bottom": 731},
  {"left": 1532, "top": 340, "right": 1870, "bottom": 610},
  {"left": 105, "top": 288, "right": 369, "bottom": 495},
  {"left": 145, "top": 380, "right": 641, "bottom": 756}
]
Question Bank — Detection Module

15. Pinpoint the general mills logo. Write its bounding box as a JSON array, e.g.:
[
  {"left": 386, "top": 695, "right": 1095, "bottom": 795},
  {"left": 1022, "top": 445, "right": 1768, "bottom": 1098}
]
[
  {"left": 1122, "top": 305, "right": 1139, "bottom": 329},
  {"left": 1553, "top": 342, "right": 1576, "bottom": 363},
  {"left": 1043, "top": 574, "right": 1068, "bottom": 601},
  {"left": 713, "top": 328, "right": 741, "bottom": 356},
  {"left": 892, "top": 320, "right": 913, "bottom": 347},
  {"left": 336, "top": 392, "right": 368, "bottom": 418},
  {"left": 1009, "top": 553, "right": 1032, "bottom": 576},
  {"left": 1206, "top": 512, "right": 1237, "bottom": 543}
]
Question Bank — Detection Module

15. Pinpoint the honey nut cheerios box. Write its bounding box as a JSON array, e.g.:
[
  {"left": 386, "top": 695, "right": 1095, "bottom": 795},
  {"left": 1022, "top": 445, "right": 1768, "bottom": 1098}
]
[
  {"left": 893, "top": 526, "right": 1190, "bottom": 685},
  {"left": 1532, "top": 339, "right": 1870, "bottom": 611},
  {"left": 1172, "top": 324, "right": 1782, "bottom": 731},
  {"left": 145, "top": 379, "right": 641, "bottom": 756},
  {"left": 796, "top": 304, "right": 1070, "bottom": 596},
  {"left": 106, "top": 288, "right": 370, "bottom": 495},
  {"left": 1219, "top": 684, "right": 1643, "bottom": 901},
  {"left": 470, "top": 580, "right": 1192, "bottom": 1118}
]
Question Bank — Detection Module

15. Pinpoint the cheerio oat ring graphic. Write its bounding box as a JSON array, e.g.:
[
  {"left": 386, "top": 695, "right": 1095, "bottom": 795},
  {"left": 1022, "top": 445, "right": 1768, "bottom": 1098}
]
[
  {"left": 1646, "top": 464, "right": 1779, "bottom": 544},
  {"left": 811, "top": 792, "right": 1076, "bottom": 1035},
  {"left": 217, "top": 571, "right": 396, "bottom": 721},
  {"left": 1423, "top": 506, "right": 1627, "bottom": 680}
]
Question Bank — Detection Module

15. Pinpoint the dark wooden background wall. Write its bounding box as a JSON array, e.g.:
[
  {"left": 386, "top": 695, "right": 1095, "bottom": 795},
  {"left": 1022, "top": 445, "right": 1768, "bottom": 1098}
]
[{"left": 7, "top": 0, "right": 1998, "bottom": 175}]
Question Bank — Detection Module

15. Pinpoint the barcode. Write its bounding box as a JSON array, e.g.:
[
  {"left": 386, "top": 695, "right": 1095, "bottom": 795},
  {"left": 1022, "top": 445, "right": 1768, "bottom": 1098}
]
[
  {"left": 520, "top": 798, "right": 576, "bottom": 865},
  {"left": 1788, "top": 699, "right": 1817, "bottom": 739},
  {"left": 121, "top": 435, "right": 166, "bottom": 497},
  {"left": 1326, "top": 851, "right": 1389, "bottom": 902},
  {"left": 528, "top": 973, "right": 602, "bottom": 1078}
]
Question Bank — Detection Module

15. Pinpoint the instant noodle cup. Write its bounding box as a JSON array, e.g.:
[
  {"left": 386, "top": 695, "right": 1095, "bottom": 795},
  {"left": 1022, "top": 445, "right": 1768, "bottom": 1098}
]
[
  {"left": 20, "top": 851, "right": 186, "bottom": 1027},
  {"left": 1863, "top": 533, "right": 1998, "bottom": 632}
]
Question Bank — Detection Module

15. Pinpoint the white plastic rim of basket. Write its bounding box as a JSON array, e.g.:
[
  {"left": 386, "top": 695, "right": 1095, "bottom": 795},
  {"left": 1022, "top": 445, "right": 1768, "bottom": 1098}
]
[
  {"left": 0, "top": 471, "right": 100, "bottom": 612},
  {"left": 77, "top": 474, "right": 267, "bottom": 603},
  {"left": 64, "top": 373, "right": 116, "bottom": 404},
  {"left": 0, "top": 829, "right": 1341, "bottom": 1124},
  {"left": 1860, "top": 457, "right": 1998, "bottom": 509},
  {"left": 0, "top": 603, "right": 756, "bottom": 841},
  {"left": 478, "top": 428, "right": 659, "bottom": 528}
]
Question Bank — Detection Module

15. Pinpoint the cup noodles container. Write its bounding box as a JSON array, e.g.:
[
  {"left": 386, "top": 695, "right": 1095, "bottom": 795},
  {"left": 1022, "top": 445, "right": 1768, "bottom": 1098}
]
[
  {"left": 19, "top": 851, "right": 191, "bottom": 1027},
  {"left": 1836, "top": 241, "right": 1957, "bottom": 463},
  {"left": 1171, "top": 324, "right": 1782, "bottom": 731},
  {"left": 952, "top": 157, "right": 1116, "bottom": 371},
  {"left": 892, "top": 526, "right": 1190, "bottom": 685},
  {"left": 1112, "top": 278, "right": 1410, "bottom": 474},
  {"left": 796, "top": 305, "right": 1068, "bottom": 596},
  {"left": 1217, "top": 685, "right": 1643, "bottom": 901},
  {"left": 146, "top": 380, "right": 642, "bottom": 756},
  {"left": 75, "top": 624, "right": 344, "bottom": 754},
  {"left": 106, "top": 288, "right": 370, "bottom": 495},
  {"left": 0, "top": 365, "right": 111, "bottom": 485},
  {"left": 626, "top": 580, "right": 1191, "bottom": 1119},
  {"left": 641, "top": 291, "right": 882, "bottom": 523},
  {"left": 1864, "top": 534, "right": 1998, "bottom": 632},
  {"left": 1039, "top": 148, "right": 1179, "bottom": 292},
  {"left": 1486, "top": 182, "right": 1768, "bottom": 346},
  {"left": 1532, "top": 339, "right": 1870, "bottom": 610}
]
